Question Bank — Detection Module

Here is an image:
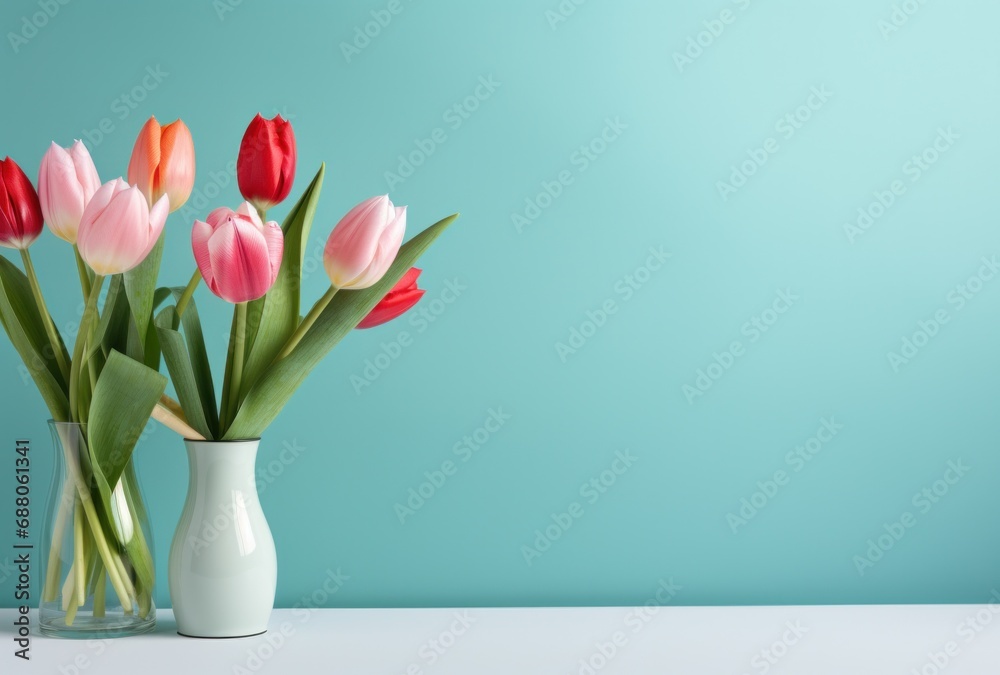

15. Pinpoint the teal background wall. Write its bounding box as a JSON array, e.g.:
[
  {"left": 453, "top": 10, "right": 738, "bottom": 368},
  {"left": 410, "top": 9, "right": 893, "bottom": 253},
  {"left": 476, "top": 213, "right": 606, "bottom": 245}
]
[{"left": 2, "top": 0, "right": 999, "bottom": 608}]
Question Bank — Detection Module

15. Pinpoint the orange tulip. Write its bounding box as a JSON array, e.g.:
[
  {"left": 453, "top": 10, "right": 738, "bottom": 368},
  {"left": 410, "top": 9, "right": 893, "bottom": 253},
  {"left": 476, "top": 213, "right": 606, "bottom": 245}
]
[{"left": 127, "top": 116, "right": 195, "bottom": 212}]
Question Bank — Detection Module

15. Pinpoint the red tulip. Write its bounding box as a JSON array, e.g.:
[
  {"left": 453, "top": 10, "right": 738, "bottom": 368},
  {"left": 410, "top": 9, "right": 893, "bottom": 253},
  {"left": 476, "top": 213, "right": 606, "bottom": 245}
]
[
  {"left": 357, "top": 267, "right": 425, "bottom": 329},
  {"left": 237, "top": 113, "right": 296, "bottom": 211},
  {"left": 0, "top": 157, "right": 44, "bottom": 249}
]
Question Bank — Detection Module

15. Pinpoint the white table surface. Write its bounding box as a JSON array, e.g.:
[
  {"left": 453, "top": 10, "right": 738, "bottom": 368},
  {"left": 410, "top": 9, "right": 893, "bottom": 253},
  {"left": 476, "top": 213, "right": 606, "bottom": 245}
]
[{"left": 3, "top": 605, "right": 1000, "bottom": 673}]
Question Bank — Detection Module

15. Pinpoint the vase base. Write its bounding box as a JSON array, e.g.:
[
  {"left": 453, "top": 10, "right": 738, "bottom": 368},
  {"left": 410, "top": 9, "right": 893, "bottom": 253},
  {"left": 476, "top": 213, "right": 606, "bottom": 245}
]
[
  {"left": 177, "top": 629, "right": 267, "bottom": 639},
  {"left": 39, "top": 614, "right": 156, "bottom": 639}
]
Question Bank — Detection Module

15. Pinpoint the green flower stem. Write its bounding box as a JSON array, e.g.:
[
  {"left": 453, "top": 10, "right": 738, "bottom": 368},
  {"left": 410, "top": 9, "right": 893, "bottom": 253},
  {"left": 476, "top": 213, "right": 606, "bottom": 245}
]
[
  {"left": 139, "top": 590, "right": 150, "bottom": 619},
  {"left": 110, "top": 550, "right": 135, "bottom": 611},
  {"left": 274, "top": 286, "right": 338, "bottom": 361},
  {"left": 224, "top": 302, "right": 248, "bottom": 431},
  {"left": 64, "top": 591, "right": 80, "bottom": 626},
  {"left": 83, "top": 526, "right": 97, "bottom": 594},
  {"left": 75, "top": 483, "right": 132, "bottom": 614},
  {"left": 93, "top": 565, "right": 106, "bottom": 618},
  {"left": 55, "top": 407, "right": 133, "bottom": 614},
  {"left": 85, "top": 357, "right": 98, "bottom": 419},
  {"left": 73, "top": 245, "right": 92, "bottom": 301},
  {"left": 122, "top": 470, "right": 154, "bottom": 619},
  {"left": 41, "top": 478, "right": 74, "bottom": 603},
  {"left": 20, "top": 249, "right": 69, "bottom": 382},
  {"left": 60, "top": 562, "right": 75, "bottom": 611},
  {"left": 73, "top": 496, "right": 85, "bottom": 606},
  {"left": 69, "top": 275, "right": 104, "bottom": 423},
  {"left": 174, "top": 269, "right": 202, "bottom": 318}
]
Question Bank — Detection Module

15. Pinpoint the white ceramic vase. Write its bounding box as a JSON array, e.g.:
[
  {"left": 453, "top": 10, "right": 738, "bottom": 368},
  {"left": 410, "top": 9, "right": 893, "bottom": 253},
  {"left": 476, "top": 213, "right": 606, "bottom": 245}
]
[{"left": 168, "top": 439, "right": 277, "bottom": 638}]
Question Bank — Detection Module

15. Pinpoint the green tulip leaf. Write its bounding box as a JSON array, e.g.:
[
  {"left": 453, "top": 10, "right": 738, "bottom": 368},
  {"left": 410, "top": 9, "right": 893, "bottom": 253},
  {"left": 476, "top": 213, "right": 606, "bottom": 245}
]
[
  {"left": 143, "top": 286, "right": 172, "bottom": 373},
  {"left": 224, "top": 213, "right": 459, "bottom": 439},
  {"left": 241, "top": 164, "right": 325, "bottom": 399},
  {"left": 155, "top": 293, "right": 218, "bottom": 440},
  {"left": 86, "top": 348, "right": 165, "bottom": 592},
  {"left": 0, "top": 255, "right": 69, "bottom": 421},
  {"left": 125, "top": 312, "right": 144, "bottom": 365},
  {"left": 87, "top": 350, "right": 166, "bottom": 489},
  {"left": 124, "top": 234, "right": 165, "bottom": 349},
  {"left": 119, "top": 464, "right": 155, "bottom": 599},
  {"left": 98, "top": 275, "right": 132, "bottom": 358},
  {"left": 218, "top": 307, "right": 238, "bottom": 434},
  {"left": 86, "top": 455, "right": 156, "bottom": 594}
]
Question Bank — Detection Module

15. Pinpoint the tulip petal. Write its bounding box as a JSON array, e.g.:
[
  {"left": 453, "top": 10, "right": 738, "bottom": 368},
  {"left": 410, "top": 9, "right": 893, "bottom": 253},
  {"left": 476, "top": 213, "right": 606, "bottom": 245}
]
[
  {"left": 324, "top": 196, "right": 393, "bottom": 287},
  {"left": 237, "top": 114, "right": 282, "bottom": 209},
  {"left": 2, "top": 163, "right": 27, "bottom": 238},
  {"left": 261, "top": 220, "right": 284, "bottom": 285},
  {"left": 396, "top": 266, "right": 422, "bottom": 290},
  {"left": 0, "top": 210, "right": 13, "bottom": 246},
  {"left": 127, "top": 117, "right": 160, "bottom": 204},
  {"left": 69, "top": 140, "right": 102, "bottom": 199},
  {"left": 236, "top": 201, "right": 263, "bottom": 227},
  {"left": 193, "top": 206, "right": 285, "bottom": 303},
  {"left": 81, "top": 178, "right": 121, "bottom": 227},
  {"left": 39, "top": 143, "right": 85, "bottom": 242},
  {"left": 158, "top": 120, "right": 195, "bottom": 212},
  {"left": 273, "top": 117, "right": 296, "bottom": 204},
  {"left": 0, "top": 158, "right": 43, "bottom": 249},
  {"left": 0, "top": 172, "right": 17, "bottom": 246},
  {"left": 206, "top": 216, "right": 274, "bottom": 303},
  {"left": 192, "top": 219, "right": 215, "bottom": 288},
  {"left": 339, "top": 196, "right": 391, "bottom": 242},
  {"left": 82, "top": 187, "right": 148, "bottom": 274},
  {"left": 357, "top": 287, "right": 424, "bottom": 329},
  {"left": 350, "top": 205, "right": 406, "bottom": 289},
  {"left": 206, "top": 206, "right": 234, "bottom": 228},
  {"left": 140, "top": 194, "right": 169, "bottom": 260},
  {"left": 76, "top": 179, "right": 166, "bottom": 274},
  {"left": 357, "top": 268, "right": 424, "bottom": 329}
]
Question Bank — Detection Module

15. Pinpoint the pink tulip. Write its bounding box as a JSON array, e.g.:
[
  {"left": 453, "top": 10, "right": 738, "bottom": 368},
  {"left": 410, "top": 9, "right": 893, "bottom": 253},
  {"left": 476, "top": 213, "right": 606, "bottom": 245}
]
[
  {"left": 37, "top": 140, "right": 102, "bottom": 243},
  {"left": 127, "top": 116, "right": 195, "bottom": 212},
  {"left": 77, "top": 178, "right": 169, "bottom": 275},
  {"left": 192, "top": 201, "right": 283, "bottom": 304},
  {"left": 323, "top": 195, "right": 406, "bottom": 289}
]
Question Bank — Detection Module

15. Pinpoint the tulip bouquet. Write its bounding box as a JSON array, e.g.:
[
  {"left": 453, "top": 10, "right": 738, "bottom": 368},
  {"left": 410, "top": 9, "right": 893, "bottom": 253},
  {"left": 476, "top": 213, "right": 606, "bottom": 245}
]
[
  {"left": 159, "top": 114, "right": 454, "bottom": 442},
  {"left": 0, "top": 120, "right": 193, "bottom": 627},
  {"left": 0, "top": 112, "right": 456, "bottom": 633}
]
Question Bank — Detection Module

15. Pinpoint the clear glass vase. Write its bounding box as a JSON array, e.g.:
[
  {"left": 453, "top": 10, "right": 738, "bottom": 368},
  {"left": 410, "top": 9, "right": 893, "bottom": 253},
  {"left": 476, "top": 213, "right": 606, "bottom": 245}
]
[{"left": 38, "top": 421, "right": 156, "bottom": 638}]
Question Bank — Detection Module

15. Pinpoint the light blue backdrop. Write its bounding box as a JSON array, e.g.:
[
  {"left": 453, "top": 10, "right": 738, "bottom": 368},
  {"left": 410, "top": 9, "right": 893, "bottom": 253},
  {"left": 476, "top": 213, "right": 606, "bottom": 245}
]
[{"left": 1, "top": 0, "right": 999, "bottom": 608}]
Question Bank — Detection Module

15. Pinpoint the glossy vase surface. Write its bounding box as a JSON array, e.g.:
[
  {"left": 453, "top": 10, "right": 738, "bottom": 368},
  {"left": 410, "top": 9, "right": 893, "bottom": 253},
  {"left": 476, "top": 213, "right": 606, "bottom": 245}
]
[{"left": 168, "top": 439, "right": 276, "bottom": 638}]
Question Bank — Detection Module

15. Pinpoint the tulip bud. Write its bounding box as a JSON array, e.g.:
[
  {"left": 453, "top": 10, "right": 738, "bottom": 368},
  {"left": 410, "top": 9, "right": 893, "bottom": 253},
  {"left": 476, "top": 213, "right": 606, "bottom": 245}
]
[
  {"left": 357, "top": 267, "right": 425, "bottom": 329},
  {"left": 77, "top": 178, "right": 169, "bottom": 275},
  {"left": 37, "top": 140, "right": 102, "bottom": 243},
  {"left": 192, "top": 201, "right": 283, "bottom": 304},
  {"left": 237, "top": 113, "right": 297, "bottom": 212},
  {"left": 323, "top": 195, "right": 406, "bottom": 290},
  {"left": 0, "top": 157, "right": 44, "bottom": 250},
  {"left": 127, "top": 116, "right": 195, "bottom": 212}
]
